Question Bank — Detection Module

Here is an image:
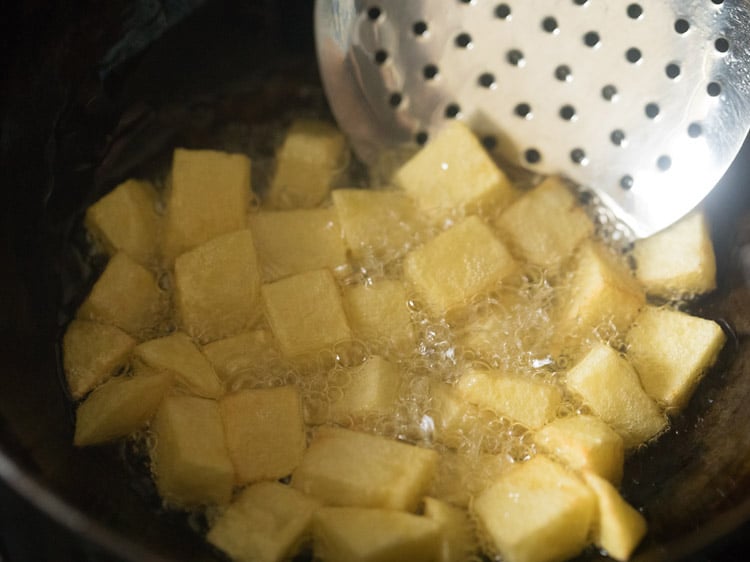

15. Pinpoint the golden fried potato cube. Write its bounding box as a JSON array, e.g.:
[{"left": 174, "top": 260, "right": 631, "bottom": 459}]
[
  {"left": 566, "top": 343, "right": 666, "bottom": 448},
  {"left": 249, "top": 208, "right": 347, "bottom": 282},
  {"left": 495, "top": 177, "right": 593, "bottom": 269},
  {"left": 77, "top": 252, "right": 165, "bottom": 338},
  {"left": 152, "top": 395, "right": 234, "bottom": 507},
  {"left": 207, "top": 482, "right": 320, "bottom": 562},
  {"left": 262, "top": 269, "right": 352, "bottom": 358},
  {"left": 473, "top": 455, "right": 596, "bottom": 562},
  {"left": 583, "top": 472, "right": 647, "bottom": 561},
  {"left": 423, "top": 497, "right": 476, "bottom": 562},
  {"left": 85, "top": 179, "right": 160, "bottom": 265},
  {"left": 134, "top": 332, "right": 222, "bottom": 398},
  {"left": 536, "top": 415, "right": 624, "bottom": 484},
  {"left": 202, "top": 330, "right": 278, "bottom": 382},
  {"left": 626, "top": 306, "right": 725, "bottom": 410},
  {"left": 63, "top": 320, "right": 136, "bottom": 399},
  {"left": 403, "top": 216, "right": 517, "bottom": 316},
  {"left": 174, "top": 229, "right": 262, "bottom": 343},
  {"left": 163, "top": 148, "right": 251, "bottom": 261},
  {"left": 74, "top": 370, "right": 172, "bottom": 446},
  {"left": 267, "top": 119, "right": 347, "bottom": 209},
  {"left": 394, "top": 122, "right": 515, "bottom": 219},
  {"left": 292, "top": 427, "right": 439, "bottom": 511},
  {"left": 633, "top": 212, "right": 717, "bottom": 298},
  {"left": 328, "top": 356, "right": 402, "bottom": 423},
  {"left": 456, "top": 370, "right": 562, "bottom": 430},
  {"left": 313, "top": 507, "right": 440, "bottom": 562},
  {"left": 219, "top": 386, "right": 306, "bottom": 485}
]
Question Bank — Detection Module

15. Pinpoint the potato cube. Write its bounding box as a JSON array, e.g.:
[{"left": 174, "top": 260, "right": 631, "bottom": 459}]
[
  {"left": 134, "top": 332, "right": 222, "bottom": 399},
  {"left": 163, "top": 148, "right": 251, "bottom": 261},
  {"left": 633, "top": 212, "right": 717, "bottom": 298},
  {"left": 77, "top": 252, "right": 165, "bottom": 338},
  {"left": 262, "top": 269, "right": 352, "bottom": 358},
  {"left": 456, "top": 370, "right": 562, "bottom": 430},
  {"left": 495, "top": 177, "right": 593, "bottom": 269},
  {"left": 63, "top": 320, "right": 136, "bottom": 399},
  {"left": 472, "top": 455, "right": 596, "bottom": 562},
  {"left": 328, "top": 356, "right": 402, "bottom": 423},
  {"left": 292, "top": 427, "right": 438, "bottom": 511},
  {"left": 174, "top": 229, "right": 262, "bottom": 343},
  {"left": 535, "top": 415, "right": 624, "bottom": 484},
  {"left": 394, "top": 121, "right": 515, "bottom": 219},
  {"left": 403, "top": 216, "right": 517, "bottom": 315},
  {"left": 202, "top": 330, "right": 279, "bottom": 382},
  {"left": 152, "top": 395, "right": 234, "bottom": 506},
  {"left": 430, "top": 382, "right": 477, "bottom": 449},
  {"left": 219, "top": 386, "right": 306, "bottom": 485},
  {"left": 626, "top": 306, "right": 726, "bottom": 410},
  {"left": 431, "top": 451, "right": 513, "bottom": 508},
  {"left": 423, "top": 497, "right": 476, "bottom": 562},
  {"left": 85, "top": 179, "right": 160, "bottom": 265},
  {"left": 74, "top": 370, "right": 172, "bottom": 446},
  {"left": 583, "top": 472, "right": 647, "bottom": 561},
  {"left": 267, "top": 119, "right": 347, "bottom": 209},
  {"left": 313, "top": 507, "right": 440, "bottom": 562},
  {"left": 566, "top": 343, "right": 666, "bottom": 448}
]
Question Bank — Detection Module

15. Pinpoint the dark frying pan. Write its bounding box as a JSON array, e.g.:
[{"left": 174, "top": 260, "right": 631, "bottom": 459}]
[{"left": 1, "top": 1, "right": 750, "bottom": 561}]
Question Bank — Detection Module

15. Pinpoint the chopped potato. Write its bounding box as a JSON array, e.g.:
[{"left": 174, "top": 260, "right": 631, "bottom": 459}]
[
  {"left": 328, "top": 356, "right": 402, "bottom": 423},
  {"left": 423, "top": 497, "right": 476, "bottom": 562},
  {"left": 429, "top": 381, "right": 476, "bottom": 449},
  {"left": 430, "top": 450, "right": 514, "bottom": 508},
  {"left": 202, "top": 330, "right": 279, "bottom": 382}
]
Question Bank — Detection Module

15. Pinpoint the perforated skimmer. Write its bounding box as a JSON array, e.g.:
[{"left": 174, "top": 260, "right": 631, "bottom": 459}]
[{"left": 315, "top": 0, "right": 750, "bottom": 237}]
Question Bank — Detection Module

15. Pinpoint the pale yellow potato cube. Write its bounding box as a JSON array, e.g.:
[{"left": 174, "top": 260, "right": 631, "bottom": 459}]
[
  {"left": 292, "top": 427, "right": 438, "bottom": 511},
  {"left": 77, "top": 252, "right": 165, "bottom": 338},
  {"left": 626, "top": 306, "right": 726, "bottom": 410},
  {"left": 583, "top": 472, "right": 647, "bottom": 561},
  {"left": 63, "top": 320, "right": 136, "bottom": 399},
  {"left": 456, "top": 370, "right": 562, "bottom": 430},
  {"left": 262, "top": 269, "right": 352, "bottom": 358},
  {"left": 207, "top": 482, "right": 320, "bottom": 562},
  {"left": 219, "top": 386, "right": 305, "bottom": 485},
  {"left": 74, "top": 371, "right": 172, "bottom": 446},
  {"left": 472, "top": 455, "right": 596, "bottom": 562},
  {"left": 249, "top": 208, "right": 347, "bottom": 282},
  {"left": 328, "top": 356, "right": 402, "bottom": 423},
  {"left": 495, "top": 177, "right": 593, "bottom": 269},
  {"left": 163, "top": 148, "right": 251, "bottom": 261},
  {"left": 394, "top": 121, "right": 515, "bottom": 219},
  {"left": 267, "top": 119, "right": 347, "bottom": 209},
  {"left": 202, "top": 330, "right": 278, "bottom": 382},
  {"left": 566, "top": 343, "right": 666, "bottom": 448},
  {"left": 430, "top": 451, "right": 513, "bottom": 508},
  {"left": 85, "top": 179, "right": 161, "bottom": 265},
  {"left": 313, "top": 507, "right": 440, "bottom": 562},
  {"left": 403, "top": 216, "right": 517, "bottom": 315},
  {"left": 152, "top": 395, "right": 234, "bottom": 506},
  {"left": 429, "top": 381, "right": 478, "bottom": 449},
  {"left": 633, "top": 212, "right": 717, "bottom": 298},
  {"left": 423, "top": 497, "right": 476, "bottom": 562},
  {"left": 536, "top": 415, "right": 624, "bottom": 484},
  {"left": 174, "top": 229, "right": 262, "bottom": 343}
]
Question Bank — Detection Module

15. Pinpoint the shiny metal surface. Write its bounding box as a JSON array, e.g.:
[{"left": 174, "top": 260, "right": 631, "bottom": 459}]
[{"left": 315, "top": 0, "right": 750, "bottom": 237}]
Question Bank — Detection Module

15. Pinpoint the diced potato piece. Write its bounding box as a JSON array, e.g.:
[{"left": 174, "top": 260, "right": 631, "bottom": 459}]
[
  {"left": 152, "top": 395, "right": 234, "bottom": 506},
  {"left": 431, "top": 451, "right": 513, "bottom": 508},
  {"left": 394, "top": 121, "right": 515, "bottom": 219},
  {"left": 63, "top": 320, "right": 136, "bottom": 399},
  {"left": 219, "top": 387, "right": 305, "bottom": 485},
  {"left": 472, "top": 455, "right": 596, "bottom": 562},
  {"left": 536, "top": 415, "right": 624, "bottom": 484},
  {"left": 174, "top": 229, "right": 262, "bottom": 343},
  {"left": 267, "top": 119, "right": 346, "bottom": 209},
  {"left": 456, "top": 370, "right": 562, "bottom": 430},
  {"left": 77, "top": 252, "right": 165, "bottom": 338},
  {"left": 262, "top": 269, "right": 352, "bottom": 358},
  {"left": 626, "top": 306, "right": 725, "bottom": 410},
  {"left": 249, "top": 208, "right": 347, "bottom": 282},
  {"left": 633, "top": 212, "right": 717, "bottom": 298},
  {"left": 313, "top": 507, "right": 440, "bottom": 562},
  {"left": 202, "top": 330, "right": 279, "bottom": 382},
  {"left": 207, "top": 482, "right": 320, "bottom": 562},
  {"left": 328, "top": 356, "right": 401, "bottom": 423},
  {"left": 495, "top": 177, "right": 593, "bottom": 269},
  {"left": 583, "top": 472, "right": 647, "bottom": 561},
  {"left": 134, "top": 332, "right": 222, "bottom": 399},
  {"left": 423, "top": 497, "right": 475, "bottom": 562},
  {"left": 430, "top": 382, "right": 477, "bottom": 449},
  {"left": 292, "top": 427, "right": 438, "bottom": 511},
  {"left": 403, "top": 216, "right": 517, "bottom": 315},
  {"left": 74, "top": 370, "right": 171, "bottom": 446},
  {"left": 163, "top": 148, "right": 251, "bottom": 261},
  {"left": 85, "top": 179, "right": 160, "bottom": 265},
  {"left": 566, "top": 343, "right": 666, "bottom": 448}
]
